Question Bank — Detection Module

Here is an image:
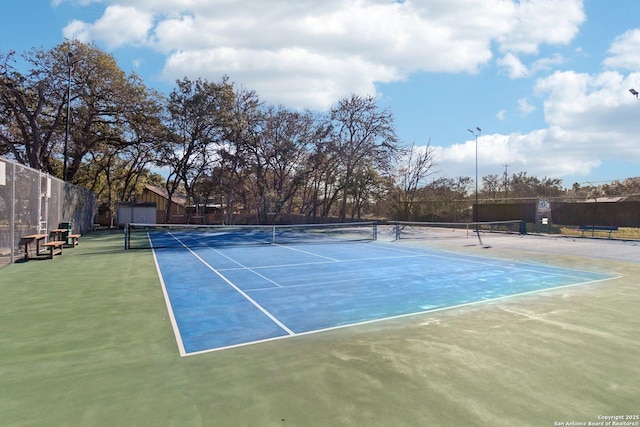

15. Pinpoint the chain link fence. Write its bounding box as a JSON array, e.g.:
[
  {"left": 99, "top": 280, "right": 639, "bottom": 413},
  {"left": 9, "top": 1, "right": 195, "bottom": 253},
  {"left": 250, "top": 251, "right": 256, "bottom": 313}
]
[{"left": 0, "top": 157, "right": 97, "bottom": 268}]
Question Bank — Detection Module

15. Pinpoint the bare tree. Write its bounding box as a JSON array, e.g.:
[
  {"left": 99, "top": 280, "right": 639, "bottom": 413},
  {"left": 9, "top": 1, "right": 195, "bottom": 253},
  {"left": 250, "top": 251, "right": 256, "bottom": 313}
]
[
  {"left": 329, "top": 94, "right": 398, "bottom": 221},
  {"left": 482, "top": 174, "right": 500, "bottom": 200},
  {"left": 247, "top": 106, "right": 316, "bottom": 222},
  {"left": 215, "top": 85, "right": 261, "bottom": 224},
  {"left": 395, "top": 141, "right": 438, "bottom": 220},
  {"left": 159, "top": 77, "right": 235, "bottom": 223}
]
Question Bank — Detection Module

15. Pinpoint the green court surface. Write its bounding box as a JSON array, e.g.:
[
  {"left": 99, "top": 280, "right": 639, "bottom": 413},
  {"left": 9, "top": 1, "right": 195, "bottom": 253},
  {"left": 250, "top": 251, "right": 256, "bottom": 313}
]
[{"left": 1, "top": 229, "right": 638, "bottom": 426}]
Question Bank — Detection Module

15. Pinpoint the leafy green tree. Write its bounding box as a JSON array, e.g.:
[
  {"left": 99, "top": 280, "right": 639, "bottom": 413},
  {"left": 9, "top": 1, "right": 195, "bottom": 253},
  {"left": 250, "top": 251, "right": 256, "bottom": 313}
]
[{"left": 0, "top": 40, "right": 163, "bottom": 185}]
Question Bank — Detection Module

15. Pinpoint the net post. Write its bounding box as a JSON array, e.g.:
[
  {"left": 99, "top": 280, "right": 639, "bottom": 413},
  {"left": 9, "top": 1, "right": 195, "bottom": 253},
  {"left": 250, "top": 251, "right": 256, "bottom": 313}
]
[
  {"left": 124, "top": 223, "right": 129, "bottom": 250},
  {"left": 373, "top": 222, "right": 378, "bottom": 241}
]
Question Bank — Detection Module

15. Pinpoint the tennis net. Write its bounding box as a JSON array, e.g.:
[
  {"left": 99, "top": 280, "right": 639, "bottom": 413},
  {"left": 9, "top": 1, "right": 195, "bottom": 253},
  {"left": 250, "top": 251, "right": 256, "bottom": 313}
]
[
  {"left": 394, "top": 220, "right": 524, "bottom": 240},
  {"left": 125, "top": 222, "right": 378, "bottom": 249}
]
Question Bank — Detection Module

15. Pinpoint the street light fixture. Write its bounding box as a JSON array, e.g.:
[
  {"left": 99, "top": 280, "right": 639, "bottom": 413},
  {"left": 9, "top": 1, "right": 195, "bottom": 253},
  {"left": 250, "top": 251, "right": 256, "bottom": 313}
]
[
  {"left": 467, "top": 127, "right": 481, "bottom": 226},
  {"left": 630, "top": 88, "right": 639, "bottom": 99},
  {"left": 63, "top": 51, "right": 73, "bottom": 182}
]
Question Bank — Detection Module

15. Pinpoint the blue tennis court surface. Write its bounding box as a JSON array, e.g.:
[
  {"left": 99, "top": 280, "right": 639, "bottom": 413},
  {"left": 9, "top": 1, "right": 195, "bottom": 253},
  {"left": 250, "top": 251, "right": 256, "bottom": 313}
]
[{"left": 151, "top": 236, "right": 615, "bottom": 356}]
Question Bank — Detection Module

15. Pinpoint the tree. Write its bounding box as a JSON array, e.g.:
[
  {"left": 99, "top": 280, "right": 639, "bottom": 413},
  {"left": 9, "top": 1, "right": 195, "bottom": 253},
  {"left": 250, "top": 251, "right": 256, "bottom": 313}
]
[
  {"left": 0, "top": 40, "right": 163, "bottom": 184},
  {"left": 247, "top": 106, "right": 316, "bottom": 223},
  {"left": 0, "top": 48, "right": 67, "bottom": 171},
  {"left": 215, "top": 85, "right": 262, "bottom": 224},
  {"left": 409, "top": 176, "right": 472, "bottom": 222},
  {"left": 394, "top": 141, "right": 438, "bottom": 220},
  {"left": 299, "top": 118, "right": 340, "bottom": 221},
  {"left": 72, "top": 56, "right": 165, "bottom": 218},
  {"left": 482, "top": 174, "right": 500, "bottom": 200},
  {"left": 349, "top": 161, "right": 385, "bottom": 219},
  {"left": 159, "top": 77, "right": 235, "bottom": 223},
  {"left": 509, "top": 172, "right": 563, "bottom": 198},
  {"left": 329, "top": 94, "right": 398, "bottom": 221}
]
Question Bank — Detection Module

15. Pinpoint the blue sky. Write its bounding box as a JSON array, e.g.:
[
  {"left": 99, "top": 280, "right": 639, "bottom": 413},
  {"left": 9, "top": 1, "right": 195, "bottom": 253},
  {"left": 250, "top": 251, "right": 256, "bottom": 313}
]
[{"left": 2, "top": 0, "right": 640, "bottom": 187}]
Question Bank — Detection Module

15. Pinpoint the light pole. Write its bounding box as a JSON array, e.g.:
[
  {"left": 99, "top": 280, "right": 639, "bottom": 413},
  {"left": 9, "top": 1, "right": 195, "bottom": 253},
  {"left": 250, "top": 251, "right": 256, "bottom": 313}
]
[
  {"left": 467, "top": 127, "right": 481, "bottom": 225},
  {"left": 63, "top": 51, "right": 73, "bottom": 182},
  {"left": 630, "top": 88, "right": 639, "bottom": 99}
]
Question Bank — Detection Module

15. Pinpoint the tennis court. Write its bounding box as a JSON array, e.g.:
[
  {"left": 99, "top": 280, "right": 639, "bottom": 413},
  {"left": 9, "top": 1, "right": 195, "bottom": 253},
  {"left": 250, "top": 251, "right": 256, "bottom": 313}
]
[
  {"left": 146, "top": 224, "right": 616, "bottom": 355},
  {"left": 2, "top": 227, "right": 639, "bottom": 426}
]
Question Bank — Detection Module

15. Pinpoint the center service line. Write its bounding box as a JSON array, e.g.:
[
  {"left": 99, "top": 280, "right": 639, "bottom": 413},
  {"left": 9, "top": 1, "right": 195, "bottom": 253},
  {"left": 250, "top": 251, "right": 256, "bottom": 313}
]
[{"left": 170, "top": 233, "right": 296, "bottom": 336}]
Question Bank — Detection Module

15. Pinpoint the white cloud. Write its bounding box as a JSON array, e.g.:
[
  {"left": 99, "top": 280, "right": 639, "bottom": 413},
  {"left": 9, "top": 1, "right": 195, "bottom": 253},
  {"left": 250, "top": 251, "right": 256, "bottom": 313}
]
[
  {"left": 162, "top": 48, "right": 400, "bottom": 109},
  {"left": 603, "top": 29, "right": 640, "bottom": 70},
  {"left": 496, "top": 109, "right": 507, "bottom": 120},
  {"left": 64, "top": 0, "right": 586, "bottom": 109},
  {"left": 496, "top": 0, "right": 585, "bottom": 54},
  {"left": 498, "top": 53, "right": 529, "bottom": 78},
  {"left": 64, "top": 5, "right": 153, "bottom": 49},
  {"left": 530, "top": 53, "right": 565, "bottom": 74},
  {"left": 427, "top": 67, "right": 640, "bottom": 182},
  {"left": 498, "top": 52, "right": 566, "bottom": 80},
  {"left": 432, "top": 128, "right": 605, "bottom": 182},
  {"left": 517, "top": 98, "right": 536, "bottom": 116}
]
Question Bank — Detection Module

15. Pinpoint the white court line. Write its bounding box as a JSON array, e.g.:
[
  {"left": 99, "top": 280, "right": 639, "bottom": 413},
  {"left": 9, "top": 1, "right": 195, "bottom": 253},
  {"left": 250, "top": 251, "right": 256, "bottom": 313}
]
[
  {"left": 183, "top": 274, "right": 622, "bottom": 356},
  {"left": 247, "top": 271, "right": 401, "bottom": 292},
  {"left": 196, "top": 242, "right": 285, "bottom": 288},
  {"left": 153, "top": 234, "right": 621, "bottom": 356},
  {"left": 149, "top": 234, "right": 187, "bottom": 357},
  {"left": 374, "top": 241, "right": 614, "bottom": 280},
  {"left": 216, "top": 252, "right": 428, "bottom": 272},
  {"left": 274, "top": 243, "right": 340, "bottom": 261},
  {"left": 189, "top": 236, "right": 611, "bottom": 291},
  {"left": 169, "top": 232, "right": 295, "bottom": 336},
  {"left": 218, "top": 245, "right": 602, "bottom": 288}
]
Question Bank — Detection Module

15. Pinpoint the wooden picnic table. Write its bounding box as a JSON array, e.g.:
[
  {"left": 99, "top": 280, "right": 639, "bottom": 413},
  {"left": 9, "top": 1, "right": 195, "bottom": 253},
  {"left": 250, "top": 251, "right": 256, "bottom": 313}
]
[
  {"left": 21, "top": 234, "right": 48, "bottom": 260},
  {"left": 49, "top": 229, "right": 68, "bottom": 241}
]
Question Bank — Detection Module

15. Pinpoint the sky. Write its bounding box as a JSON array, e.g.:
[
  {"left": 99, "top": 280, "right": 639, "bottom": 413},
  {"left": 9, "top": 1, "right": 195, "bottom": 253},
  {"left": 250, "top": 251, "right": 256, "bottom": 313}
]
[{"left": 2, "top": 0, "right": 640, "bottom": 188}]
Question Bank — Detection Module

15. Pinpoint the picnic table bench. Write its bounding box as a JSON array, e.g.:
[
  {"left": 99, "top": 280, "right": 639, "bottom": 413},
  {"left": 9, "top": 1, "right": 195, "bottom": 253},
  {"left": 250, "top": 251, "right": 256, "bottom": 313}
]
[
  {"left": 67, "top": 234, "right": 81, "bottom": 247},
  {"left": 20, "top": 231, "right": 79, "bottom": 260},
  {"left": 579, "top": 225, "right": 618, "bottom": 238},
  {"left": 42, "top": 240, "right": 65, "bottom": 259}
]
